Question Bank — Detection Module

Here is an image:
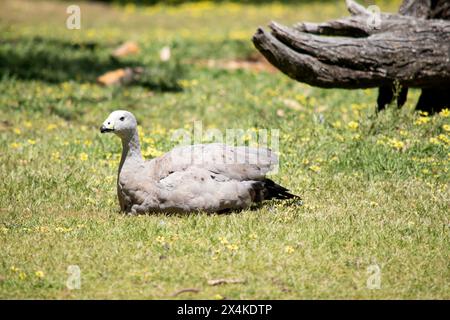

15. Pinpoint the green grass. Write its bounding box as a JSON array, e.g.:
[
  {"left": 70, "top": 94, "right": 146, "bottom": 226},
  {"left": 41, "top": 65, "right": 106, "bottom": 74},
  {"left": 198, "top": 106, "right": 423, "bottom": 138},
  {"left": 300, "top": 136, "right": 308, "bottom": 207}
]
[{"left": 0, "top": 0, "right": 449, "bottom": 299}]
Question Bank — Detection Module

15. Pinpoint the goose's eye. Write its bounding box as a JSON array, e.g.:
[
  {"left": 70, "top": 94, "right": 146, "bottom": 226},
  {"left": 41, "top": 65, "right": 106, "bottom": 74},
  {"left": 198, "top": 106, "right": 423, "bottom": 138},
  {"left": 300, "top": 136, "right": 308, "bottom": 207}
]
[{"left": 119, "top": 116, "right": 125, "bottom": 121}]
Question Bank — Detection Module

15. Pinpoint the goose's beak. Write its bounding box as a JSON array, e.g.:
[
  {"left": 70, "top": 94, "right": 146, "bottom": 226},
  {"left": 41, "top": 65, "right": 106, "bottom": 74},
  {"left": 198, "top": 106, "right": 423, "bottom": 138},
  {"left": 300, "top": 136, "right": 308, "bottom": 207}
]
[{"left": 100, "top": 125, "right": 114, "bottom": 133}]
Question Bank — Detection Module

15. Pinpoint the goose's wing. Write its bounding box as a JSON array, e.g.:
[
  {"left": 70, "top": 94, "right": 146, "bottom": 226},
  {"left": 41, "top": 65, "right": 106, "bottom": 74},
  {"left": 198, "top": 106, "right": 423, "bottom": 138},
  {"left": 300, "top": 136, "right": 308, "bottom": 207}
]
[
  {"left": 156, "top": 166, "right": 254, "bottom": 212},
  {"left": 148, "top": 143, "right": 278, "bottom": 181}
]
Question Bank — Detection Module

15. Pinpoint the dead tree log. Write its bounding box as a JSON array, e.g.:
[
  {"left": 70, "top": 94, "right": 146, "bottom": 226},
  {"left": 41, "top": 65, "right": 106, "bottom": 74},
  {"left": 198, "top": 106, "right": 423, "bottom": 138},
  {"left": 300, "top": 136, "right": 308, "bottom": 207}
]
[
  {"left": 378, "top": 0, "right": 450, "bottom": 111},
  {"left": 252, "top": 0, "right": 450, "bottom": 113}
]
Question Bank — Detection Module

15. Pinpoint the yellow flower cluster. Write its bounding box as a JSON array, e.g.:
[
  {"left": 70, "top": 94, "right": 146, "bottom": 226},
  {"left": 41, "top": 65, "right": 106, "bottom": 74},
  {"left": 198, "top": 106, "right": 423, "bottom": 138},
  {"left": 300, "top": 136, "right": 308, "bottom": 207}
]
[
  {"left": 9, "top": 266, "right": 45, "bottom": 280},
  {"left": 387, "top": 138, "right": 405, "bottom": 151},
  {"left": 415, "top": 115, "right": 430, "bottom": 125},
  {"left": 347, "top": 121, "right": 359, "bottom": 130},
  {"left": 217, "top": 236, "right": 240, "bottom": 252},
  {"left": 284, "top": 245, "right": 295, "bottom": 254},
  {"left": 143, "top": 146, "right": 164, "bottom": 158}
]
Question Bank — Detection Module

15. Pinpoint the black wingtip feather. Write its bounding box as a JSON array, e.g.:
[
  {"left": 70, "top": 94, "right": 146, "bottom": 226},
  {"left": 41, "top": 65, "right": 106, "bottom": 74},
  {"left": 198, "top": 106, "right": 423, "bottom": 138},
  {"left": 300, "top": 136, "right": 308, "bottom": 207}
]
[{"left": 252, "top": 179, "right": 301, "bottom": 202}]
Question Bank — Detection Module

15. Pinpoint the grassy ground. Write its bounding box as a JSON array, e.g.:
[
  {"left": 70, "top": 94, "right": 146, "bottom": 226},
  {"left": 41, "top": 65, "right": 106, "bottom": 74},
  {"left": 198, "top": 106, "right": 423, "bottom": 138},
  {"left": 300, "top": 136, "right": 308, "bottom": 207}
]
[{"left": 0, "top": 0, "right": 449, "bottom": 299}]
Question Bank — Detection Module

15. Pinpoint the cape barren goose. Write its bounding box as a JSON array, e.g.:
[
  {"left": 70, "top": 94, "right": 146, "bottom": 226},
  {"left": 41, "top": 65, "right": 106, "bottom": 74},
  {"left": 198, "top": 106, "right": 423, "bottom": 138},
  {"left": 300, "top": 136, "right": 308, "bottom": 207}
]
[{"left": 100, "top": 110, "right": 299, "bottom": 214}]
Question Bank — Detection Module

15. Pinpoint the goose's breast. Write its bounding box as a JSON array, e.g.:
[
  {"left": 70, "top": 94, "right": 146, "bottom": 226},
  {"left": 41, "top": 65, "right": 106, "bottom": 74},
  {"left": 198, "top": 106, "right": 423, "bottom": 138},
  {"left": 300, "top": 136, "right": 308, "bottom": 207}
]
[{"left": 119, "top": 169, "right": 155, "bottom": 206}]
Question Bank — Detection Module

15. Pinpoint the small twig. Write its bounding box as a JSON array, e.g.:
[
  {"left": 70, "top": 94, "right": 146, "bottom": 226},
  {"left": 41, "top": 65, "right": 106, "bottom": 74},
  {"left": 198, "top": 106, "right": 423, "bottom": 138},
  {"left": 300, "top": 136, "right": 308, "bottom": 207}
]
[
  {"left": 207, "top": 278, "right": 246, "bottom": 286},
  {"left": 346, "top": 0, "right": 370, "bottom": 16},
  {"left": 170, "top": 288, "right": 201, "bottom": 297}
]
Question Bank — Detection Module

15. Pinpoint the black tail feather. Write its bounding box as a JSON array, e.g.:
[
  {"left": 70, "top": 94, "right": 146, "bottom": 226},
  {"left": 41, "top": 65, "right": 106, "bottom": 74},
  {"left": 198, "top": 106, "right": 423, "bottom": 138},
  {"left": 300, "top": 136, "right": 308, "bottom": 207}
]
[{"left": 251, "top": 179, "right": 300, "bottom": 202}]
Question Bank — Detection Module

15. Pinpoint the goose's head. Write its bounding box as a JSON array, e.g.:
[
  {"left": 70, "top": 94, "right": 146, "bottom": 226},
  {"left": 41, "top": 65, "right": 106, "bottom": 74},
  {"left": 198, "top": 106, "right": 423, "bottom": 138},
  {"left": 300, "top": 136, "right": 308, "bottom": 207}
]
[{"left": 100, "top": 110, "right": 138, "bottom": 139}]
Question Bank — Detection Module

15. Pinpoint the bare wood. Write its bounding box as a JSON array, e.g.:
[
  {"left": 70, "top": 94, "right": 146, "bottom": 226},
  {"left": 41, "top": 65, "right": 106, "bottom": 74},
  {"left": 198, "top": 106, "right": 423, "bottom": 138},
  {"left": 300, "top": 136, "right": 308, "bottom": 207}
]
[{"left": 253, "top": 17, "right": 450, "bottom": 89}]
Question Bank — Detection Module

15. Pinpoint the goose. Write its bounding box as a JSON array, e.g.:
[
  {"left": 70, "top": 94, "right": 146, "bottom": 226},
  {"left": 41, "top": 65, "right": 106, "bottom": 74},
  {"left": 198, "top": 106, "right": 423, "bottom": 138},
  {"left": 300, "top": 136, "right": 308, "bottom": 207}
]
[{"left": 100, "top": 110, "right": 299, "bottom": 214}]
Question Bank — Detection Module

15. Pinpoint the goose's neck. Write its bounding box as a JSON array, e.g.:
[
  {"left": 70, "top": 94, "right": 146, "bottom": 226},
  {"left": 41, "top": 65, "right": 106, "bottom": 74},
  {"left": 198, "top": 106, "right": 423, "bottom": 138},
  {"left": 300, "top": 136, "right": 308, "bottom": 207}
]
[{"left": 119, "top": 129, "right": 143, "bottom": 173}]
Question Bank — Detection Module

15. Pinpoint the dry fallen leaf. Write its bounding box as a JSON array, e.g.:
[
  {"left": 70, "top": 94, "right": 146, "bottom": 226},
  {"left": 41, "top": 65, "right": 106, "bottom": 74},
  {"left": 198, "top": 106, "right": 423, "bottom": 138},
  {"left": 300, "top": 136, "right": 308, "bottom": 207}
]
[
  {"left": 97, "top": 67, "right": 142, "bottom": 86},
  {"left": 112, "top": 41, "right": 140, "bottom": 58},
  {"left": 207, "top": 278, "right": 246, "bottom": 286},
  {"left": 282, "top": 98, "right": 306, "bottom": 112}
]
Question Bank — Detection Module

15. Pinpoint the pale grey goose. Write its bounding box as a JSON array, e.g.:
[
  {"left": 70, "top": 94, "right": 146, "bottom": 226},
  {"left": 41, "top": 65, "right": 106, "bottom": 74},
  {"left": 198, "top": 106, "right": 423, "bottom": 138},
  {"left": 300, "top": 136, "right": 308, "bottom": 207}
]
[{"left": 100, "top": 110, "right": 299, "bottom": 214}]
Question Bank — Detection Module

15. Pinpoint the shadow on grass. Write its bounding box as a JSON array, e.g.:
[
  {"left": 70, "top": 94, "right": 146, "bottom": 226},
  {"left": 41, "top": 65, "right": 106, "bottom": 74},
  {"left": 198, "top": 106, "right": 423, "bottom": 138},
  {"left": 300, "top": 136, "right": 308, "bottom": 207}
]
[
  {"left": 0, "top": 37, "right": 183, "bottom": 92},
  {"left": 115, "top": 198, "right": 303, "bottom": 217}
]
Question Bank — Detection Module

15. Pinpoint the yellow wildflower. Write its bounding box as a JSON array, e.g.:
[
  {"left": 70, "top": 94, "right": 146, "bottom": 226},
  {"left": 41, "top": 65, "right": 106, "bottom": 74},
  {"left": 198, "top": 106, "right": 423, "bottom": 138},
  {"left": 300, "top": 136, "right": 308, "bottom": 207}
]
[
  {"left": 218, "top": 236, "right": 228, "bottom": 245},
  {"left": 24, "top": 121, "right": 32, "bottom": 128},
  {"left": 10, "top": 142, "right": 21, "bottom": 149},
  {"left": 79, "top": 153, "right": 88, "bottom": 161},
  {"left": 347, "top": 121, "right": 359, "bottom": 130},
  {"left": 10, "top": 266, "right": 19, "bottom": 273},
  {"left": 27, "top": 139, "right": 36, "bottom": 145},
  {"left": 387, "top": 138, "right": 404, "bottom": 151},
  {"left": 226, "top": 244, "right": 239, "bottom": 251},
  {"left": 46, "top": 124, "right": 57, "bottom": 131},
  {"left": 309, "top": 165, "right": 321, "bottom": 173},
  {"left": 143, "top": 146, "right": 164, "bottom": 158},
  {"left": 143, "top": 137, "right": 155, "bottom": 145},
  {"left": 415, "top": 116, "right": 430, "bottom": 125},
  {"left": 438, "top": 134, "right": 449, "bottom": 144},
  {"left": 442, "top": 124, "right": 450, "bottom": 132},
  {"left": 18, "top": 272, "right": 27, "bottom": 280},
  {"left": 429, "top": 137, "right": 440, "bottom": 145},
  {"left": 332, "top": 120, "right": 342, "bottom": 128},
  {"left": 35, "top": 271, "right": 45, "bottom": 279},
  {"left": 13, "top": 128, "right": 21, "bottom": 135},
  {"left": 285, "top": 246, "right": 295, "bottom": 254},
  {"left": 439, "top": 108, "right": 449, "bottom": 117}
]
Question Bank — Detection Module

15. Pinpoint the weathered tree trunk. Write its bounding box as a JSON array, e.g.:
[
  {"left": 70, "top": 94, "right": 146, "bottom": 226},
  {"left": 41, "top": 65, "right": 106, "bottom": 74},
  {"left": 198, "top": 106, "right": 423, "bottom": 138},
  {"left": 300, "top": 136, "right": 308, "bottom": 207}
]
[
  {"left": 252, "top": 0, "right": 450, "bottom": 113},
  {"left": 379, "top": 0, "right": 450, "bottom": 112}
]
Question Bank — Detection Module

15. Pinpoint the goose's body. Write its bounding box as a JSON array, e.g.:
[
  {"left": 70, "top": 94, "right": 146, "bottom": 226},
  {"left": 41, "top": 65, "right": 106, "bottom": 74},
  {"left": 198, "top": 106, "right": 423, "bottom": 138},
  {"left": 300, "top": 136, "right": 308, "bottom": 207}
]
[{"left": 100, "top": 111, "right": 299, "bottom": 214}]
